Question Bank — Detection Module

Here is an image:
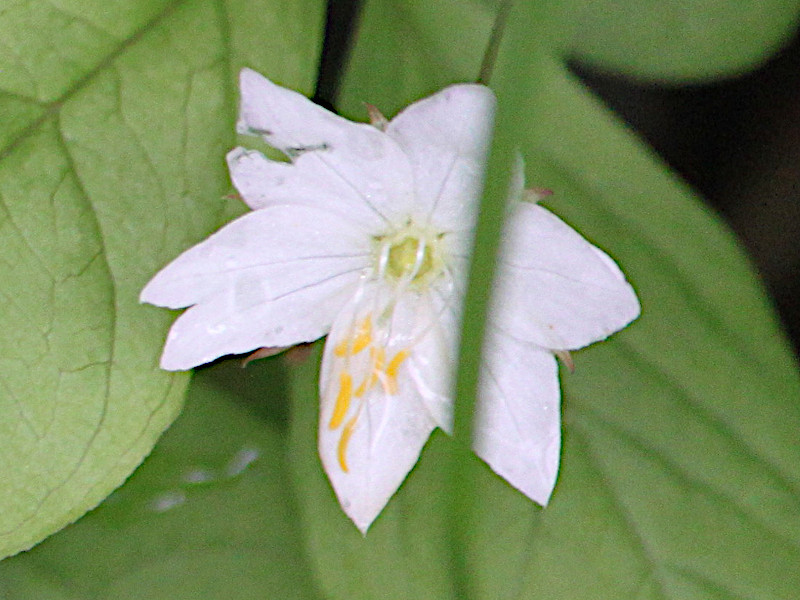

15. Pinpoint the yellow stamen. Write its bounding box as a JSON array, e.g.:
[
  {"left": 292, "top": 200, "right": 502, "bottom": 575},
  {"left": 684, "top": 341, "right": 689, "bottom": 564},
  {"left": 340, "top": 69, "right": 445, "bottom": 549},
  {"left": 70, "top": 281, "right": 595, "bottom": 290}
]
[
  {"left": 334, "top": 315, "right": 373, "bottom": 357},
  {"left": 353, "top": 377, "right": 368, "bottom": 398},
  {"left": 337, "top": 415, "right": 359, "bottom": 473},
  {"left": 372, "top": 346, "right": 386, "bottom": 372},
  {"left": 354, "top": 346, "right": 386, "bottom": 397},
  {"left": 385, "top": 349, "right": 411, "bottom": 394},
  {"left": 329, "top": 372, "right": 352, "bottom": 429}
]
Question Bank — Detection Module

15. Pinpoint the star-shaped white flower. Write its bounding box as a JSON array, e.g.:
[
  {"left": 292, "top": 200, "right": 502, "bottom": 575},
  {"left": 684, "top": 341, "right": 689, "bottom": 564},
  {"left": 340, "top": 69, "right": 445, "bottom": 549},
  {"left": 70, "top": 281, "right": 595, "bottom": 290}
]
[{"left": 141, "top": 69, "right": 640, "bottom": 533}]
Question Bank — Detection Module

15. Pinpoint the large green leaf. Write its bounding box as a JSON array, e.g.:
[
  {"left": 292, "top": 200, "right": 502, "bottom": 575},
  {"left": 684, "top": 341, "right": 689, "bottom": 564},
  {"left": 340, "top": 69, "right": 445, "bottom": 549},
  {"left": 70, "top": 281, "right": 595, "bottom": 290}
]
[
  {"left": 0, "top": 361, "right": 322, "bottom": 600},
  {"left": 564, "top": 0, "right": 800, "bottom": 81},
  {"left": 342, "top": 0, "right": 800, "bottom": 85},
  {"left": 286, "top": 2, "right": 800, "bottom": 599},
  {"left": 0, "top": 0, "right": 324, "bottom": 559}
]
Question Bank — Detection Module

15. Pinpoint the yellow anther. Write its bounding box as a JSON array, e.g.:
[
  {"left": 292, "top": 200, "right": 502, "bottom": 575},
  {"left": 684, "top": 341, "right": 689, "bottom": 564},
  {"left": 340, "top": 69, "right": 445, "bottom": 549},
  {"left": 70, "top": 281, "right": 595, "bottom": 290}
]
[
  {"left": 329, "top": 372, "right": 352, "bottom": 429},
  {"left": 334, "top": 315, "right": 373, "bottom": 357},
  {"left": 354, "top": 346, "right": 386, "bottom": 397},
  {"left": 354, "top": 377, "right": 368, "bottom": 398},
  {"left": 332, "top": 347, "right": 411, "bottom": 473},
  {"left": 385, "top": 349, "right": 411, "bottom": 394},
  {"left": 372, "top": 346, "right": 386, "bottom": 371},
  {"left": 337, "top": 415, "right": 359, "bottom": 473}
]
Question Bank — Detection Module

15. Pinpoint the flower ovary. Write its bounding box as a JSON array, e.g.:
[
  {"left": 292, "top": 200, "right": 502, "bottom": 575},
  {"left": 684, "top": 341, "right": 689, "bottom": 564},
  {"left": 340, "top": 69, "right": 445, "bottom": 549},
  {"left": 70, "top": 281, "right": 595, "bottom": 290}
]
[{"left": 386, "top": 236, "right": 434, "bottom": 282}]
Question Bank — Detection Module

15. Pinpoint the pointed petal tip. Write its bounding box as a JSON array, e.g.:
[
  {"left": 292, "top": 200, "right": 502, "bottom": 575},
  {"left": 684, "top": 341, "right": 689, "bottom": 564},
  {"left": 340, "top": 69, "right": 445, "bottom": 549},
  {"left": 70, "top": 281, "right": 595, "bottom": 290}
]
[
  {"left": 443, "top": 81, "right": 496, "bottom": 103},
  {"left": 477, "top": 449, "right": 558, "bottom": 508},
  {"left": 444, "top": 82, "right": 497, "bottom": 114},
  {"left": 157, "top": 331, "right": 214, "bottom": 372},
  {"left": 355, "top": 519, "right": 372, "bottom": 536},
  {"left": 138, "top": 271, "right": 190, "bottom": 311},
  {"left": 352, "top": 503, "right": 383, "bottom": 535},
  {"left": 226, "top": 145, "right": 246, "bottom": 162},
  {"left": 238, "top": 66, "right": 263, "bottom": 85},
  {"left": 631, "top": 288, "right": 643, "bottom": 318},
  {"left": 338, "top": 497, "right": 380, "bottom": 536},
  {"left": 158, "top": 352, "right": 193, "bottom": 373},
  {"left": 139, "top": 279, "right": 160, "bottom": 306},
  {"left": 616, "top": 283, "right": 643, "bottom": 331},
  {"left": 522, "top": 476, "right": 557, "bottom": 508},
  {"left": 536, "top": 481, "right": 556, "bottom": 507},
  {"left": 238, "top": 68, "right": 286, "bottom": 104},
  {"left": 483, "top": 452, "right": 559, "bottom": 509}
]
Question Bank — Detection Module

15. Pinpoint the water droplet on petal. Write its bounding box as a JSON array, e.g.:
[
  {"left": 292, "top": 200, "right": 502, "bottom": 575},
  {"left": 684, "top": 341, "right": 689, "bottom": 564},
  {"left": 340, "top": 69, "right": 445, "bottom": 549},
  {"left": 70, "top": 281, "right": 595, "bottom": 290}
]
[{"left": 208, "top": 324, "right": 226, "bottom": 335}]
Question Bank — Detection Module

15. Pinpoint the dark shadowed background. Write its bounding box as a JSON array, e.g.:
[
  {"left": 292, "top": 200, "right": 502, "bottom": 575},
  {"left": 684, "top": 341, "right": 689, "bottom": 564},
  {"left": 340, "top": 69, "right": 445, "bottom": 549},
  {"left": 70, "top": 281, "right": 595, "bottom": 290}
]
[{"left": 574, "top": 38, "right": 800, "bottom": 358}]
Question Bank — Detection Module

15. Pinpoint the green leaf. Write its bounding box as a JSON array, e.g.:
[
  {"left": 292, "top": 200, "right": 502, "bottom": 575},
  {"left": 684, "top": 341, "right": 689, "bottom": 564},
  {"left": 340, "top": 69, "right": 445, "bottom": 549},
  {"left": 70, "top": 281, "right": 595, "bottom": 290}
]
[
  {"left": 335, "top": 0, "right": 800, "bottom": 86},
  {"left": 0, "top": 0, "right": 324, "bottom": 559},
  {"left": 564, "top": 0, "right": 800, "bottom": 81},
  {"left": 286, "top": 2, "right": 800, "bottom": 599},
  {"left": 337, "top": 0, "right": 492, "bottom": 115},
  {"left": 0, "top": 361, "right": 322, "bottom": 600}
]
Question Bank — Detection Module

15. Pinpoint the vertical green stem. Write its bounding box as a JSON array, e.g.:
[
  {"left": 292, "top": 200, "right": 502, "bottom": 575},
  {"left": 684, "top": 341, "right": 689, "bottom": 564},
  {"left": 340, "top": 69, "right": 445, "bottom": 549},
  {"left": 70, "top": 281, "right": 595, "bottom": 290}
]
[
  {"left": 446, "top": 3, "right": 517, "bottom": 598},
  {"left": 477, "top": 0, "right": 513, "bottom": 85}
]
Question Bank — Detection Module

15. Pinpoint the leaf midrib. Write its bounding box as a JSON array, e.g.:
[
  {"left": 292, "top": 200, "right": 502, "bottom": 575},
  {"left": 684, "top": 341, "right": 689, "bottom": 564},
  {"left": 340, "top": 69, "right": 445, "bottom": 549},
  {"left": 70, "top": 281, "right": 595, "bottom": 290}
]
[{"left": 0, "top": 0, "right": 185, "bottom": 164}]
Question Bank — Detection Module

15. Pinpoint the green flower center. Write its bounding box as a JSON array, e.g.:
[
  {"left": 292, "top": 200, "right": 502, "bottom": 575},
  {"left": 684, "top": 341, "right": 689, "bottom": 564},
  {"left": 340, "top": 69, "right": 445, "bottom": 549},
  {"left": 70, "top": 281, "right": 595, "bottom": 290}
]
[
  {"left": 375, "top": 224, "right": 445, "bottom": 287},
  {"left": 386, "top": 236, "right": 434, "bottom": 282}
]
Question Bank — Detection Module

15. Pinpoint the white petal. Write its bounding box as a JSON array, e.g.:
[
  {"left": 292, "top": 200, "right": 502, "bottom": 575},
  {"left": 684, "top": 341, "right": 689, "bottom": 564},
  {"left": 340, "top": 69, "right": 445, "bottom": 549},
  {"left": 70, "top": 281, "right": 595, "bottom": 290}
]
[
  {"left": 492, "top": 202, "right": 640, "bottom": 350},
  {"left": 140, "top": 205, "right": 370, "bottom": 370},
  {"left": 227, "top": 148, "right": 382, "bottom": 230},
  {"left": 474, "top": 329, "right": 561, "bottom": 505},
  {"left": 403, "top": 271, "right": 468, "bottom": 432},
  {"left": 402, "top": 287, "right": 459, "bottom": 432},
  {"left": 158, "top": 280, "right": 357, "bottom": 371},
  {"left": 236, "top": 69, "right": 415, "bottom": 224},
  {"left": 141, "top": 205, "right": 368, "bottom": 309},
  {"left": 319, "top": 381, "right": 436, "bottom": 533},
  {"left": 386, "top": 84, "right": 495, "bottom": 230},
  {"left": 319, "top": 293, "right": 437, "bottom": 532}
]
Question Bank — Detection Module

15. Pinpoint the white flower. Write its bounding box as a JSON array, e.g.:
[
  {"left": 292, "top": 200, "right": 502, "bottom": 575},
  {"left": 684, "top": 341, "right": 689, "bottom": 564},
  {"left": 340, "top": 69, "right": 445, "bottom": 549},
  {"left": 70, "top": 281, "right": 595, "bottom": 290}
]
[{"left": 141, "top": 69, "right": 640, "bottom": 533}]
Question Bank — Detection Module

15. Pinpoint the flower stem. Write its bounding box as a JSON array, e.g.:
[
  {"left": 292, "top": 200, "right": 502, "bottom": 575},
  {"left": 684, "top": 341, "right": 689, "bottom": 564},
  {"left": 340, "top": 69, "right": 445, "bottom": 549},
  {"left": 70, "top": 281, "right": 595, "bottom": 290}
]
[{"left": 477, "top": 0, "right": 514, "bottom": 85}]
